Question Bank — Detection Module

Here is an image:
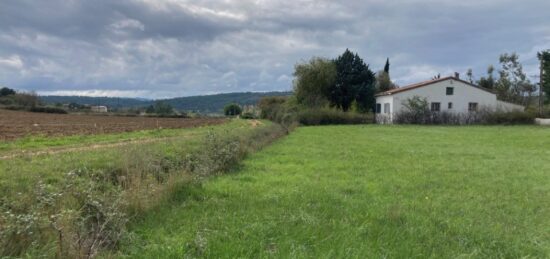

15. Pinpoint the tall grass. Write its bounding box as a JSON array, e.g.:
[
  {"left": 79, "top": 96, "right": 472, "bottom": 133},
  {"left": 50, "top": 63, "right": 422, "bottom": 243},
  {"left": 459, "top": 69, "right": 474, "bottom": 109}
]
[{"left": 0, "top": 121, "right": 287, "bottom": 258}]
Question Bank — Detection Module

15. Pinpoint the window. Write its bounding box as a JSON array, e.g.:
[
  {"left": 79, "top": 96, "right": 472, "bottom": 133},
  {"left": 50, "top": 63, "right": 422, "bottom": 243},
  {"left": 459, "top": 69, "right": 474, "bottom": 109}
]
[
  {"left": 384, "top": 103, "right": 390, "bottom": 114},
  {"left": 431, "top": 102, "right": 441, "bottom": 112},
  {"left": 448, "top": 102, "right": 453, "bottom": 109},
  {"left": 376, "top": 103, "right": 381, "bottom": 114},
  {"left": 446, "top": 87, "right": 454, "bottom": 95},
  {"left": 468, "top": 102, "right": 478, "bottom": 112}
]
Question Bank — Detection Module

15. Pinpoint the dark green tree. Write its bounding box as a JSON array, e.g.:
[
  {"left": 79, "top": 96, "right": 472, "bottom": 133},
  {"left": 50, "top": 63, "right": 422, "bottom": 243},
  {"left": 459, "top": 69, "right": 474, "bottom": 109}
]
[
  {"left": 383, "top": 58, "right": 390, "bottom": 74},
  {"left": 0, "top": 87, "right": 16, "bottom": 97},
  {"left": 330, "top": 49, "right": 376, "bottom": 112},
  {"left": 146, "top": 101, "right": 174, "bottom": 115},
  {"left": 495, "top": 53, "right": 535, "bottom": 105},
  {"left": 538, "top": 50, "right": 550, "bottom": 103},
  {"left": 477, "top": 65, "right": 496, "bottom": 90},
  {"left": 224, "top": 103, "right": 242, "bottom": 116}
]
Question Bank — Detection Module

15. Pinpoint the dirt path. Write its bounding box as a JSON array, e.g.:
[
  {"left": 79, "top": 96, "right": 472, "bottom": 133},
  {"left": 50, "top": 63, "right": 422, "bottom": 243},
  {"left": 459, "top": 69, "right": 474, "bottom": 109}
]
[{"left": 0, "top": 134, "right": 198, "bottom": 160}]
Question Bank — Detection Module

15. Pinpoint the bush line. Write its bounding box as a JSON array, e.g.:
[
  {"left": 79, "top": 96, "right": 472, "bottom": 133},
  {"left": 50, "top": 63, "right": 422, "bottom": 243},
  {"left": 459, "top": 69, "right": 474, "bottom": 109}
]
[{"left": 0, "top": 122, "right": 288, "bottom": 258}]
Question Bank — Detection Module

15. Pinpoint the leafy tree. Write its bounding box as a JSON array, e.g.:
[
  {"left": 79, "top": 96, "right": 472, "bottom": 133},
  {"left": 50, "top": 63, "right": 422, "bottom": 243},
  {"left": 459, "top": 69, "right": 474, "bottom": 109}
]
[
  {"left": 223, "top": 103, "right": 242, "bottom": 116},
  {"left": 466, "top": 68, "right": 474, "bottom": 83},
  {"left": 330, "top": 49, "right": 376, "bottom": 112},
  {"left": 477, "top": 65, "right": 496, "bottom": 90},
  {"left": 495, "top": 53, "right": 535, "bottom": 105},
  {"left": 146, "top": 101, "right": 174, "bottom": 115},
  {"left": 0, "top": 87, "right": 16, "bottom": 97},
  {"left": 375, "top": 58, "right": 397, "bottom": 93},
  {"left": 538, "top": 50, "right": 550, "bottom": 103},
  {"left": 293, "top": 57, "right": 336, "bottom": 107}
]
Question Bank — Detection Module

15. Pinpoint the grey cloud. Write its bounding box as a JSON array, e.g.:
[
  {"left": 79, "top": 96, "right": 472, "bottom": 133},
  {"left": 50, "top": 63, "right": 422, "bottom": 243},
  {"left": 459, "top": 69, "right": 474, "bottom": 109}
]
[{"left": 0, "top": 0, "right": 549, "bottom": 98}]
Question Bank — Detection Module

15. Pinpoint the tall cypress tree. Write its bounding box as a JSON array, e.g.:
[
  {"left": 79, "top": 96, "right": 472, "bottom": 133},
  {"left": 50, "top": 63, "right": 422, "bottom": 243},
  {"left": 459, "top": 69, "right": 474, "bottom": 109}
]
[
  {"left": 538, "top": 50, "right": 550, "bottom": 103},
  {"left": 384, "top": 58, "right": 390, "bottom": 74},
  {"left": 330, "top": 49, "right": 376, "bottom": 112}
]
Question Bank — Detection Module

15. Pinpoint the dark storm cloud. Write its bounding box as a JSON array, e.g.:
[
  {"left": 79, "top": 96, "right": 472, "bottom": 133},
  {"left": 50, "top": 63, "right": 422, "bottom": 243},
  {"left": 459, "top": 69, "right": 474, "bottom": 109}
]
[{"left": 0, "top": 0, "right": 549, "bottom": 98}]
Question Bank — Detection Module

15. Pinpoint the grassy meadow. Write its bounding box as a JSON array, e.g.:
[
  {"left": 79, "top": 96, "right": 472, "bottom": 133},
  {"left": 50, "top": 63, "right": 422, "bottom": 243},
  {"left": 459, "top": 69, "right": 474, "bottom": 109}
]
[{"left": 119, "top": 125, "right": 550, "bottom": 258}]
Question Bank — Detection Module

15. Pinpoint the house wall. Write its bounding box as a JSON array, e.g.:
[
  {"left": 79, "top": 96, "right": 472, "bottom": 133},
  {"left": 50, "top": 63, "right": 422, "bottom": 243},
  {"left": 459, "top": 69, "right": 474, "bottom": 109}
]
[
  {"left": 390, "top": 79, "right": 497, "bottom": 114},
  {"left": 375, "top": 95, "right": 394, "bottom": 123},
  {"left": 496, "top": 100, "right": 524, "bottom": 112}
]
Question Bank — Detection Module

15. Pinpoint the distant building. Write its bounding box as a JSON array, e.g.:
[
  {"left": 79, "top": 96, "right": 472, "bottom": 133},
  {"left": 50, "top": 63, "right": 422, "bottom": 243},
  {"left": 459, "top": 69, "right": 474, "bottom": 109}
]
[
  {"left": 91, "top": 105, "right": 108, "bottom": 113},
  {"left": 375, "top": 74, "right": 524, "bottom": 123}
]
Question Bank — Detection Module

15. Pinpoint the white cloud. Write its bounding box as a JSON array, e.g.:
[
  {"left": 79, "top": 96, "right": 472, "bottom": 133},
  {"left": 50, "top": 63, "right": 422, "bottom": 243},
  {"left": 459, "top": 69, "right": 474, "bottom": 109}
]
[{"left": 0, "top": 55, "right": 23, "bottom": 69}]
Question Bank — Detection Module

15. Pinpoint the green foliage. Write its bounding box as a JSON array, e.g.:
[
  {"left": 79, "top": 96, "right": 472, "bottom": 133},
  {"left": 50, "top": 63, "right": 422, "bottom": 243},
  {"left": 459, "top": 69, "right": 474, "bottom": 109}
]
[
  {"left": 375, "top": 70, "right": 397, "bottom": 93},
  {"left": 0, "top": 87, "right": 16, "bottom": 97},
  {"left": 0, "top": 119, "right": 287, "bottom": 257},
  {"left": 394, "top": 96, "right": 535, "bottom": 125},
  {"left": 240, "top": 112, "right": 255, "bottom": 119},
  {"left": 297, "top": 108, "right": 371, "bottom": 125},
  {"left": 146, "top": 101, "right": 174, "bottom": 115},
  {"left": 29, "top": 106, "right": 68, "bottom": 114},
  {"left": 538, "top": 50, "right": 550, "bottom": 104},
  {"left": 477, "top": 65, "right": 496, "bottom": 90},
  {"left": 293, "top": 57, "right": 336, "bottom": 107},
  {"left": 41, "top": 92, "right": 293, "bottom": 113},
  {"left": 0, "top": 91, "right": 40, "bottom": 108},
  {"left": 223, "top": 103, "right": 242, "bottom": 116},
  {"left": 330, "top": 49, "right": 376, "bottom": 112},
  {"left": 383, "top": 57, "right": 390, "bottom": 74},
  {"left": 495, "top": 53, "right": 535, "bottom": 105},
  {"left": 121, "top": 125, "right": 550, "bottom": 258},
  {"left": 483, "top": 110, "right": 536, "bottom": 125}
]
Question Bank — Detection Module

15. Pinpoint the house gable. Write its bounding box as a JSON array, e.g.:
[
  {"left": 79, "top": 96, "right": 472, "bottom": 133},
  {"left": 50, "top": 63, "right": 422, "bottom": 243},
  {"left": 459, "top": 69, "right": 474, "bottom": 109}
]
[{"left": 375, "top": 76, "right": 495, "bottom": 97}]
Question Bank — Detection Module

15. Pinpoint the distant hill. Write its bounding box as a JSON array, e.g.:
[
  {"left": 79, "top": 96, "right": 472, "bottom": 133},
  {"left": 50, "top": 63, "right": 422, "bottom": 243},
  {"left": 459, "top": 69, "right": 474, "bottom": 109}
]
[
  {"left": 40, "top": 91, "right": 292, "bottom": 113},
  {"left": 40, "top": 96, "right": 149, "bottom": 109}
]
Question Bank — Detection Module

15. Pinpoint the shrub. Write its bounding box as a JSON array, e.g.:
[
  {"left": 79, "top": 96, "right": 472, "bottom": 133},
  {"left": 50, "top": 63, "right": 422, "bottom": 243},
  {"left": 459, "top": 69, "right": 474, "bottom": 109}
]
[
  {"left": 240, "top": 112, "right": 255, "bottom": 119},
  {"left": 393, "top": 109, "right": 535, "bottom": 125},
  {"left": 482, "top": 110, "right": 535, "bottom": 125},
  {"left": 0, "top": 87, "right": 16, "bottom": 97},
  {"left": 0, "top": 122, "right": 289, "bottom": 257},
  {"left": 30, "top": 106, "right": 68, "bottom": 114},
  {"left": 297, "top": 108, "right": 372, "bottom": 125},
  {"left": 223, "top": 103, "right": 242, "bottom": 116}
]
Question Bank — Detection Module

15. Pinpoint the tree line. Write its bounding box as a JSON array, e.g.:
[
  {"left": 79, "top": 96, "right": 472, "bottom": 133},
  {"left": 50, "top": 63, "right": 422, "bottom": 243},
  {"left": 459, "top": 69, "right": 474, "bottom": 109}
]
[
  {"left": 293, "top": 49, "right": 396, "bottom": 113},
  {"left": 467, "top": 50, "right": 550, "bottom": 108}
]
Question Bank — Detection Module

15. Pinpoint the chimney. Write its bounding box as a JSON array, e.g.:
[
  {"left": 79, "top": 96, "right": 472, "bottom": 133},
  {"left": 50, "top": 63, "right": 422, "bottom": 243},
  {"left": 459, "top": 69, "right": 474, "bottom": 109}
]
[{"left": 454, "top": 72, "right": 460, "bottom": 79}]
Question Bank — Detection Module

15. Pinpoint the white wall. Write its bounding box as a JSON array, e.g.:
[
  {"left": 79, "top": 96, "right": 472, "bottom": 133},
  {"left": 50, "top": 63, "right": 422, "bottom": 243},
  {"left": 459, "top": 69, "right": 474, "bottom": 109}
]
[
  {"left": 375, "top": 95, "right": 394, "bottom": 123},
  {"left": 391, "top": 79, "right": 497, "bottom": 114}
]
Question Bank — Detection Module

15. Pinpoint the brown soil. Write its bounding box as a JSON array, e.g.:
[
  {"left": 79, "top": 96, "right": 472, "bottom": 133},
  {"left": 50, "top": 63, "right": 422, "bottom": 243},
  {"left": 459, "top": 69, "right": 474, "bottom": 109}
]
[{"left": 0, "top": 109, "right": 226, "bottom": 141}]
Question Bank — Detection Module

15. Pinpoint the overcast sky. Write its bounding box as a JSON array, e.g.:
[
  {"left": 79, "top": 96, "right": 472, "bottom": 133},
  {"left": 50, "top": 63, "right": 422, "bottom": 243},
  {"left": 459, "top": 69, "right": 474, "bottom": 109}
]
[{"left": 1, "top": 0, "right": 549, "bottom": 98}]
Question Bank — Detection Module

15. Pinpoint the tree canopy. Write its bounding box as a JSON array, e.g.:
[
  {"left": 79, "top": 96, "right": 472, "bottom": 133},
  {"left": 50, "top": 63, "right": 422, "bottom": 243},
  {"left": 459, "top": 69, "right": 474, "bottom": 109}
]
[
  {"left": 538, "top": 50, "right": 550, "bottom": 104},
  {"left": 330, "top": 49, "right": 376, "bottom": 112},
  {"left": 0, "top": 87, "right": 16, "bottom": 97},
  {"left": 223, "top": 103, "right": 242, "bottom": 116},
  {"left": 293, "top": 57, "right": 336, "bottom": 107}
]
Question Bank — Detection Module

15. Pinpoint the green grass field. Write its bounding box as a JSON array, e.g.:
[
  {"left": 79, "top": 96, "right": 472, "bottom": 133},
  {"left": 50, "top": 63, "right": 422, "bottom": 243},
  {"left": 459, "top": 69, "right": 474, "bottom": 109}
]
[
  {"left": 119, "top": 125, "right": 550, "bottom": 258},
  {"left": 0, "top": 119, "right": 255, "bottom": 196}
]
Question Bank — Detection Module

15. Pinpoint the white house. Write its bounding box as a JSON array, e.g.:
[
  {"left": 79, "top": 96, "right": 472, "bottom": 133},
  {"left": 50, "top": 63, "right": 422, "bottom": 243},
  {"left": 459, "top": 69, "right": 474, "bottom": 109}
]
[
  {"left": 91, "top": 105, "right": 108, "bottom": 113},
  {"left": 375, "top": 74, "right": 524, "bottom": 123}
]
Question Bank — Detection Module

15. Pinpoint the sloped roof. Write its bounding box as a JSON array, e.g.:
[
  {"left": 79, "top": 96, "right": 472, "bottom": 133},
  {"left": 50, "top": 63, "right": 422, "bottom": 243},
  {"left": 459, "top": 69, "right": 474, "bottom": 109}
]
[{"left": 375, "top": 76, "right": 496, "bottom": 97}]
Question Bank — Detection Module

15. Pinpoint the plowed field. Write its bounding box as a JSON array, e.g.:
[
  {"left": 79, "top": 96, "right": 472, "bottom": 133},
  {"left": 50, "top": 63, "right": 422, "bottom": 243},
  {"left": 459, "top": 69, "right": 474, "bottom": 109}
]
[{"left": 0, "top": 109, "right": 226, "bottom": 140}]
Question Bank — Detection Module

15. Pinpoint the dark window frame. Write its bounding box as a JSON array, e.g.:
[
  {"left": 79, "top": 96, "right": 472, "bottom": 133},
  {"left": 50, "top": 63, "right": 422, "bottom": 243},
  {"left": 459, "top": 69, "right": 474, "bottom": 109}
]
[
  {"left": 468, "top": 102, "right": 478, "bottom": 112},
  {"left": 431, "top": 102, "right": 441, "bottom": 112},
  {"left": 446, "top": 87, "right": 454, "bottom": 95},
  {"left": 448, "top": 102, "right": 453, "bottom": 109},
  {"left": 376, "top": 103, "right": 381, "bottom": 114}
]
